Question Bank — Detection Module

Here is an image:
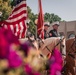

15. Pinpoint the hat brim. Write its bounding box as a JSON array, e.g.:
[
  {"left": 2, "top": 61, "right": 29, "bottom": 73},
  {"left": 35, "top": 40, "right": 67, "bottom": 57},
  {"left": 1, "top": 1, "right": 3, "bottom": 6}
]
[
  {"left": 52, "top": 24, "right": 59, "bottom": 26},
  {"left": 44, "top": 24, "right": 50, "bottom": 27}
]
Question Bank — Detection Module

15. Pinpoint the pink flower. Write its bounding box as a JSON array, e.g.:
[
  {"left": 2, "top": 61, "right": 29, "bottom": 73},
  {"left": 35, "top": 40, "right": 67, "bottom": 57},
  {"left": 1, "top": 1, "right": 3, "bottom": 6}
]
[
  {"left": 7, "top": 50, "right": 22, "bottom": 68},
  {"left": 2, "top": 28, "right": 19, "bottom": 44},
  {"left": 0, "top": 28, "right": 20, "bottom": 59},
  {"left": 49, "top": 49, "right": 63, "bottom": 75},
  {"left": 0, "top": 29, "right": 9, "bottom": 59},
  {"left": 24, "top": 64, "right": 41, "bottom": 75}
]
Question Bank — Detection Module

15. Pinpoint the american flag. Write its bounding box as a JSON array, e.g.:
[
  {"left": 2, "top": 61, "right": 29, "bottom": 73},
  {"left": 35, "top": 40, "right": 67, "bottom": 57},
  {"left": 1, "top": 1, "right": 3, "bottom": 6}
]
[{"left": 0, "top": 0, "right": 27, "bottom": 38}]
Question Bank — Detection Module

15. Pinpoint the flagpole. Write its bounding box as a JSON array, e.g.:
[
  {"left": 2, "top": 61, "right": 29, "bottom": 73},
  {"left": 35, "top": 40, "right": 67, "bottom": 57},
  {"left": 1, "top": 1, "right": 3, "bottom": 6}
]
[{"left": 37, "top": 0, "right": 44, "bottom": 39}]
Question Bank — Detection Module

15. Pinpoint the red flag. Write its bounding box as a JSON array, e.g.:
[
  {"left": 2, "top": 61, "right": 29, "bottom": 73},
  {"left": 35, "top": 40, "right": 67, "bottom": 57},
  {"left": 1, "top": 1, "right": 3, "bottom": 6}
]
[
  {"left": 37, "top": 0, "right": 44, "bottom": 39},
  {"left": 0, "top": 0, "right": 27, "bottom": 38}
]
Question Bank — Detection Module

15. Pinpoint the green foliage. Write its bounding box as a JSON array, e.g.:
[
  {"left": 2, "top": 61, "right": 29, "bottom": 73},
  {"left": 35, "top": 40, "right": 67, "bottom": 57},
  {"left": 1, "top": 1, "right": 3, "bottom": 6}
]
[
  {"left": 0, "top": 0, "right": 12, "bottom": 21},
  {"left": 44, "top": 13, "right": 61, "bottom": 23},
  {"left": 27, "top": 6, "right": 38, "bottom": 35},
  {"left": 11, "top": 0, "right": 15, "bottom": 8}
]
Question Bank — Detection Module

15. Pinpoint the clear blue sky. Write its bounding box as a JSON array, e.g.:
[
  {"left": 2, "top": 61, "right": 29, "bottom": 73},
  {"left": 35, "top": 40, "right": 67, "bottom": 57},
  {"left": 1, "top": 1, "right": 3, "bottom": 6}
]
[{"left": 26, "top": 0, "right": 76, "bottom": 21}]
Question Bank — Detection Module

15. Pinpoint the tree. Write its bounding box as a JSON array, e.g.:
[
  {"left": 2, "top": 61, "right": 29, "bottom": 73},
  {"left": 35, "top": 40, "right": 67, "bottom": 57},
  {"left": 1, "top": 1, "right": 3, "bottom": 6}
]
[
  {"left": 0, "top": 0, "right": 12, "bottom": 21},
  {"left": 44, "top": 13, "right": 61, "bottom": 23},
  {"left": 27, "top": 6, "right": 38, "bottom": 35}
]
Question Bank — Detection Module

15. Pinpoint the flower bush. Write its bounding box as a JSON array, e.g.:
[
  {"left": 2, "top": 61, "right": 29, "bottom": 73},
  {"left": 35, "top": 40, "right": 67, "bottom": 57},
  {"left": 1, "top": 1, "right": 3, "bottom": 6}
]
[{"left": 0, "top": 28, "right": 63, "bottom": 75}]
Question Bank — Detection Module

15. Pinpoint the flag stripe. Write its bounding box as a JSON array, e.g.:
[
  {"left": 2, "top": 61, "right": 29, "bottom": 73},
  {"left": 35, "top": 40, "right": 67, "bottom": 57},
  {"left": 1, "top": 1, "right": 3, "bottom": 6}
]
[
  {"left": 13, "top": 4, "right": 26, "bottom": 13},
  {"left": 14, "top": 24, "right": 16, "bottom": 33},
  {"left": 3, "top": 17, "right": 27, "bottom": 25},
  {"left": 21, "top": 21, "right": 27, "bottom": 38},
  {"left": 6, "top": 13, "right": 27, "bottom": 22},
  {"left": 9, "top": 7, "right": 27, "bottom": 19}
]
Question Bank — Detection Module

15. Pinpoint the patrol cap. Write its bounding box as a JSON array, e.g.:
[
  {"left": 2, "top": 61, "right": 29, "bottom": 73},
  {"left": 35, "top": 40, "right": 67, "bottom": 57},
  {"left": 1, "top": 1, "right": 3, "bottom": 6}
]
[
  {"left": 44, "top": 22, "right": 50, "bottom": 27},
  {"left": 52, "top": 21, "right": 60, "bottom": 26}
]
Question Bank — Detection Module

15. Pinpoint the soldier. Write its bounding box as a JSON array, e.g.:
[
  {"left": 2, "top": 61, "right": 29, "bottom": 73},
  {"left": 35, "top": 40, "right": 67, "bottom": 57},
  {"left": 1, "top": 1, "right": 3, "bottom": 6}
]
[
  {"left": 49, "top": 21, "right": 60, "bottom": 37},
  {"left": 44, "top": 22, "right": 50, "bottom": 39},
  {"left": 49, "top": 21, "right": 66, "bottom": 68}
]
